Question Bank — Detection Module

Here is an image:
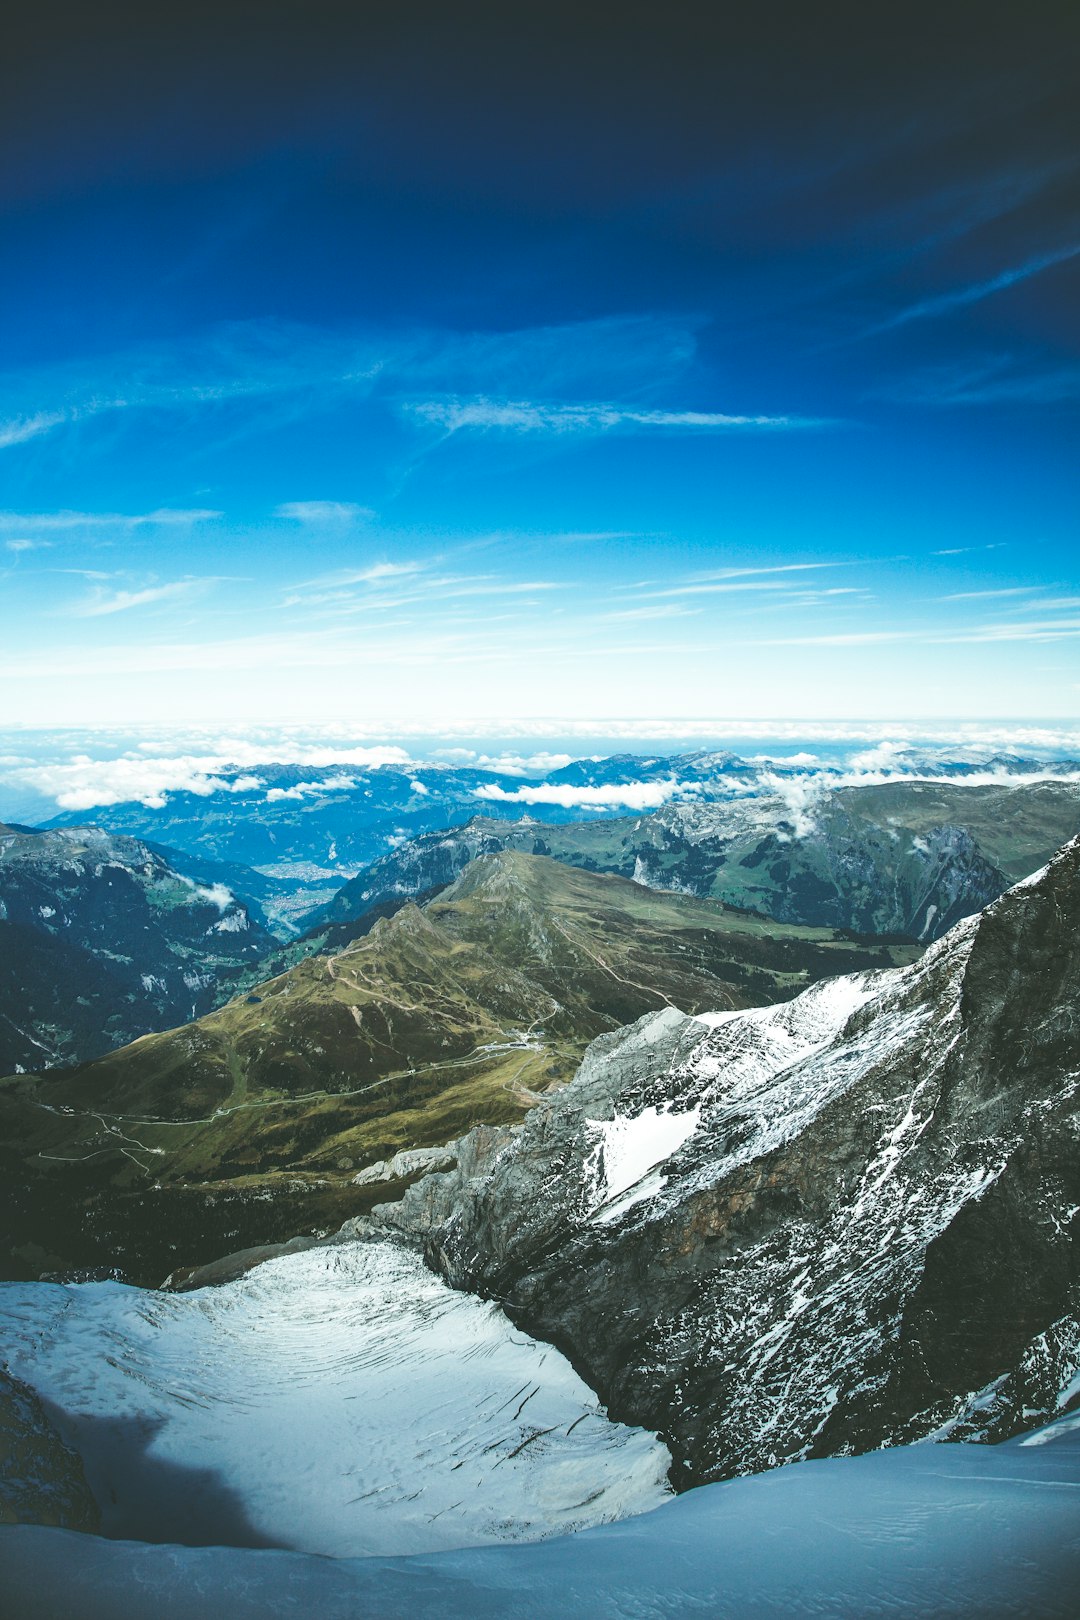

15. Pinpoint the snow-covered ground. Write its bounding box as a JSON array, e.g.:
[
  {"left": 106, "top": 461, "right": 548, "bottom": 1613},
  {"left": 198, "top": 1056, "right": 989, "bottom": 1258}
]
[
  {"left": 0, "top": 1240, "right": 671, "bottom": 1558},
  {"left": 3, "top": 1420, "right": 1078, "bottom": 1618}
]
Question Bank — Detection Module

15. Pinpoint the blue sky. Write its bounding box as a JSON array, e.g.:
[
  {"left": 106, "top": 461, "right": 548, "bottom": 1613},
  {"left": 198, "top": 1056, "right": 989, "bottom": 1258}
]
[{"left": 2, "top": 3, "right": 1078, "bottom": 726}]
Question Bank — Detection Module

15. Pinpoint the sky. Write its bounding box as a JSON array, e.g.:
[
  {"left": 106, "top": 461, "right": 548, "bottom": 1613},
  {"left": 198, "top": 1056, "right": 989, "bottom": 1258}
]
[{"left": 1, "top": 1, "right": 1079, "bottom": 728}]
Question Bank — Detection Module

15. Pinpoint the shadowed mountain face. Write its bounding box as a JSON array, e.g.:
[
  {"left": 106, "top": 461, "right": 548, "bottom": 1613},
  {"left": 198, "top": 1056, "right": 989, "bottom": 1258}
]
[
  {"left": 316, "top": 780, "right": 1080, "bottom": 942},
  {"left": 0, "top": 825, "right": 280, "bottom": 1073},
  {"left": 0, "top": 852, "right": 914, "bottom": 1285},
  {"left": 372, "top": 840, "right": 1080, "bottom": 1486}
]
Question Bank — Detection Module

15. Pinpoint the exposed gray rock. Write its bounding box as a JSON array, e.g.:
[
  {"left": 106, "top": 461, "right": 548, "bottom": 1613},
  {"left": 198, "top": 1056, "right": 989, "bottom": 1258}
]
[{"left": 352, "top": 1144, "right": 458, "bottom": 1186}]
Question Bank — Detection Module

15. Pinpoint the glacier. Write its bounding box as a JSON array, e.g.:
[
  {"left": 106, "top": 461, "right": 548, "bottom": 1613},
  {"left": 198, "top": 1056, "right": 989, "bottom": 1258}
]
[{"left": 0, "top": 1240, "right": 671, "bottom": 1559}]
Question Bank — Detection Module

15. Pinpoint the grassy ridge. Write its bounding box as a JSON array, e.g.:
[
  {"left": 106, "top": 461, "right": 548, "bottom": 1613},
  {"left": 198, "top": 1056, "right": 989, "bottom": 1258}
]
[{"left": 0, "top": 853, "right": 916, "bottom": 1284}]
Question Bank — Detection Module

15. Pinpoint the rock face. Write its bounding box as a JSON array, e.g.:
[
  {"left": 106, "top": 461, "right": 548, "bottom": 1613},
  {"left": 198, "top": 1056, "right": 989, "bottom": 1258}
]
[
  {"left": 373, "top": 839, "right": 1080, "bottom": 1485},
  {"left": 316, "top": 780, "right": 1080, "bottom": 944},
  {"left": 0, "top": 824, "right": 279, "bottom": 1071}
]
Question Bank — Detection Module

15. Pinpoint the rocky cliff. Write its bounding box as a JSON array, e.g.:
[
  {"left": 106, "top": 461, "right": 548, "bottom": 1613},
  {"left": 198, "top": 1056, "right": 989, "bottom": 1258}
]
[{"left": 372, "top": 838, "right": 1080, "bottom": 1484}]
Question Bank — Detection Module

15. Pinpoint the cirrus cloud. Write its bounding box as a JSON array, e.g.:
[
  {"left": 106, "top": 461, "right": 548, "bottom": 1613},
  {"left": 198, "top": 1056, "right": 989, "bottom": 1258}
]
[{"left": 407, "top": 397, "right": 826, "bottom": 435}]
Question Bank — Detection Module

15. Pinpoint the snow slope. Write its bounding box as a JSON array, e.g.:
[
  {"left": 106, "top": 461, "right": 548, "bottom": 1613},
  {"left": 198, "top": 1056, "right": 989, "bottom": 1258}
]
[
  {"left": 0, "top": 1240, "right": 671, "bottom": 1557},
  {"left": 2, "top": 1422, "right": 1078, "bottom": 1618}
]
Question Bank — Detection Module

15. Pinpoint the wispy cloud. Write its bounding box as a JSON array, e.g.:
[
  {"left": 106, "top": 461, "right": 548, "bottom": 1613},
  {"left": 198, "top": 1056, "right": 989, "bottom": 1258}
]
[
  {"left": 881, "top": 355, "right": 1080, "bottom": 408},
  {"left": 0, "top": 411, "right": 66, "bottom": 449},
  {"left": 275, "top": 500, "right": 375, "bottom": 523},
  {"left": 546, "top": 530, "right": 641, "bottom": 544},
  {"left": 67, "top": 579, "right": 208, "bottom": 617},
  {"left": 4, "top": 537, "right": 51, "bottom": 553},
  {"left": 932, "top": 544, "right": 1006, "bottom": 556},
  {"left": 617, "top": 560, "right": 861, "bottom": 602},
  {"left": 0, "top": 314, "right": 830, "bottom": 480},
  {"left": 405, "top": 397, "right": 825, "bottom": 435},
  {"left": 645, "top": 579, "right": 833, "bottom": 599},
  {"left": 682, "top": 562, "right": 854, "bottom": 582},
  {"left": 764, "top": 617, "right": 1080, "bottom": 646},
  {"left": 283, "top": 559, "right": 567, "bottom": 615},
  {"left": 599, "top": 603, "right": 700, "bottom": 622},
  {"left": 0, "top": 314, "right": 711, "bottom": 456},
  {"left": 865, "top": 242, "right": 1080, "bottom": 338},
  {"left": 941, "top": 586, "right": 1041, "bottom": 601},
  {"left": 0, "top": 508, "right": 221, "bottom": 532}
]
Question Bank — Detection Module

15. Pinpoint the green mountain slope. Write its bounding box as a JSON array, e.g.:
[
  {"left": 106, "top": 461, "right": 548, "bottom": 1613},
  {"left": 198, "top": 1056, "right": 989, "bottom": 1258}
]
[{"left": 0, "top": 852, "right": 915, "bottom": 1286}]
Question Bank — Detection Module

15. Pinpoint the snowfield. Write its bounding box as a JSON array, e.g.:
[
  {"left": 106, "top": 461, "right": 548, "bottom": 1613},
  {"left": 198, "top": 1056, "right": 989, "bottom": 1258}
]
[{"left": 0, "top": 1240, "right": 672, "bottom": 1558}]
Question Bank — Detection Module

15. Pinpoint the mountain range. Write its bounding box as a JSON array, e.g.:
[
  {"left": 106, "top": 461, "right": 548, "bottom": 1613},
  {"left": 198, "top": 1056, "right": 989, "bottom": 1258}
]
[
  {"left": 0, "top": 825, "right": 280, "bottom": 1074},
  {"left": 2, "top": 835, "right": 1079, "bottom": 1619},
  {"left": 315, "top": 778, "right": 1080, "bottom": 940},
  {"left": 35, "top": 756, "right": 1080, "bottom": 936}
]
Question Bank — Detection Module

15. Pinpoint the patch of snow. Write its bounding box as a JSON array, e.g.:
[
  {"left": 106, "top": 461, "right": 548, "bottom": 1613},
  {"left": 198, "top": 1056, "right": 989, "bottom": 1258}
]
[
  {"left": 587, "top": 1104, "right": 701, "bottom": 1218},
  {"left": 1013, "top": 859, "right": 1053, "bottom": 890}
]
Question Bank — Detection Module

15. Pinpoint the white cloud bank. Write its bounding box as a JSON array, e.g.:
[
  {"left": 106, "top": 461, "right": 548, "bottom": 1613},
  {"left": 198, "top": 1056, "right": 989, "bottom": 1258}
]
[
  {"left": 10, "top": 745, "right": 411, "bottom": 811},
  {"left": 474, "top": 780, "right": 685, "bottom": 812},
  {"left": 265, "top": 774, "right": 360, "bottom": 803},
  {"left": 6, "top": 724, "right": 1080, "bottom": 818}
]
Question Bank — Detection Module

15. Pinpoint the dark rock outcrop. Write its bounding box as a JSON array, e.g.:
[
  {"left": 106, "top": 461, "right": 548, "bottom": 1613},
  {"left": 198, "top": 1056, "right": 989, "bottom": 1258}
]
[{"left": 0, "top": 1368, "right": 99, "bottom": 1531}]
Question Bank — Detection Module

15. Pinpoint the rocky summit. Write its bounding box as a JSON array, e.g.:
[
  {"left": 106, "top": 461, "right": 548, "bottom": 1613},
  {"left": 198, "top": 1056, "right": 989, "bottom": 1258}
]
[{"left": 372, "top": 837, "right": 1080, "bottom": 1486}]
